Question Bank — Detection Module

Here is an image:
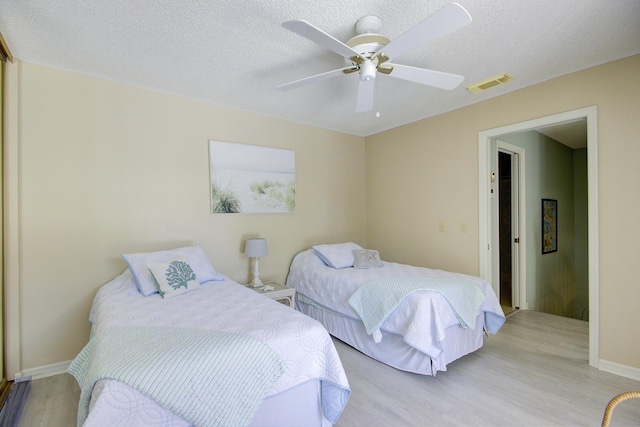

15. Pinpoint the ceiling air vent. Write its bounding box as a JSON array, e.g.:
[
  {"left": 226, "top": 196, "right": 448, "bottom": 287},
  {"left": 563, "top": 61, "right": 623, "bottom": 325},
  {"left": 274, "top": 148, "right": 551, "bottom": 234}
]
[{"left": 466, "top": 73, "right": 514, "bottom": 94}]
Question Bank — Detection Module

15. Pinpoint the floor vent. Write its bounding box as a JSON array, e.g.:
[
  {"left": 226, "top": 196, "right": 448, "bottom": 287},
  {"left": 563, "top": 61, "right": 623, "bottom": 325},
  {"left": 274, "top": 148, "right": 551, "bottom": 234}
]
[{"left": 466, "top": 73, "right": 513, "bottom": 94}]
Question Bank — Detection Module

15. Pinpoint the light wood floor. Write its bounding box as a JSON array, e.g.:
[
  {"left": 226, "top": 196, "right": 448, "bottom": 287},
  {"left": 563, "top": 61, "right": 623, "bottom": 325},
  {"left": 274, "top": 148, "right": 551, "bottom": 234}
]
[
  {"left": 501, "top": 304, "right": 517, "bottom": 316},
  {"left": 16, "top": 310, "right": 640, "bottom": 426}
]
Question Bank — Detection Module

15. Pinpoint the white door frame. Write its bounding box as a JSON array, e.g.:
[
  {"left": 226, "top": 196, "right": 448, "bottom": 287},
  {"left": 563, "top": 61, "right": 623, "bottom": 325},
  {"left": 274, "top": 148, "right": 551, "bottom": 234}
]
[
  {"left": 495, "top": 141, "right": 526, "bottom": 310},
  {"left": 478, "top": 106, "right": 599, "bottom": 368}
]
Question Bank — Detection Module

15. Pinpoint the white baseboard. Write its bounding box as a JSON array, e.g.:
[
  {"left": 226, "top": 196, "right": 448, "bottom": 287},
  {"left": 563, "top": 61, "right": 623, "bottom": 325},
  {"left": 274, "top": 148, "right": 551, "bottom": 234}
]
[
  {"left": 599, "top": 359, "right": 640, "bottom": 382},
  {"left": 14, "top": 360, "right": 72, "bottom": 381},
  {"left": 13, "top": 357, "right": 640, "bottom": 384}
]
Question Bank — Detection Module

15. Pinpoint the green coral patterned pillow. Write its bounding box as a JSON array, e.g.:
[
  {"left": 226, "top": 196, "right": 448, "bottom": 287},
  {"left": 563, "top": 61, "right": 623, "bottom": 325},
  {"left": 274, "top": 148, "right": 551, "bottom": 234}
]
[{"left": 147, "top": 256, "right": 201, "bottom": 298}]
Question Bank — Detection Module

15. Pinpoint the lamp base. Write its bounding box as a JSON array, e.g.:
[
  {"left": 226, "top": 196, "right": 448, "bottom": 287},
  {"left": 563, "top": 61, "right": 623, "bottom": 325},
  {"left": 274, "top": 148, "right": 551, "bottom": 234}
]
[{"left": 250, "top": 257, "right": 264, "bottom": 287}]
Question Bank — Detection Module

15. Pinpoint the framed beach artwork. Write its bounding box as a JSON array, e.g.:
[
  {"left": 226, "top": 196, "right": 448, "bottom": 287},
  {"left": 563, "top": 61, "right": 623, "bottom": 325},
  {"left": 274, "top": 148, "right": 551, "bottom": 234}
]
[
  {"left": 209, "top": 140, "right": 296, "bottom": 214},
  {"left": 541, "top": 199, "right": 557, "bottom": 254}
]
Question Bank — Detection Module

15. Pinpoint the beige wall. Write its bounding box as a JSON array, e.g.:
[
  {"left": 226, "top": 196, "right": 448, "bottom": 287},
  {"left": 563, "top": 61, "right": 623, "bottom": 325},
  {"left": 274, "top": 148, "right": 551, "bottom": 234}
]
[
  {"left": 6, "top": 54, "right": 640, "bottom": 376},
  {"left": 5, "top": 61, "right": 365, "bottom": 373},
  {"left": 365, "top": 54, "right": 640, "bottom": 369}
]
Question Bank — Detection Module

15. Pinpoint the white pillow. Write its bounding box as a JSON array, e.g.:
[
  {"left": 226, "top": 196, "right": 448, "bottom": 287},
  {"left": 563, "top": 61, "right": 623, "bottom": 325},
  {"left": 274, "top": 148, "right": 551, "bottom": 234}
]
[
  {"left": 122, "top": 245, "right": 224, "bottom": 296},
  {"left": 353, "top": 249, "right": 384, "bottom": 269},
  {"left": 147, "top": 257, "right": 201, "bottom": 298},
  {"left": 312, "top": 242, "right": 363, "bottom": 269}
]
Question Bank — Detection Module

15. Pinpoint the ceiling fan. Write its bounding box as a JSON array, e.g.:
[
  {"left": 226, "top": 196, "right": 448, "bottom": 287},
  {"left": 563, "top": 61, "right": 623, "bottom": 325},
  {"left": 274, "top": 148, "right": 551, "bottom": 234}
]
[{"left": 276, "top": 3, "right": 472, "bottom": 113}]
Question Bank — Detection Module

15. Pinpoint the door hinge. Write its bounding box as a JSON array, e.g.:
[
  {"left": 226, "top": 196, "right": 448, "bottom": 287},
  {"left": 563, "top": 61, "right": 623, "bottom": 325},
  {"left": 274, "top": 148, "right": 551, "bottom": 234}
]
[{"left": 514, "top": 238, "right": 520, "bottom": 243}]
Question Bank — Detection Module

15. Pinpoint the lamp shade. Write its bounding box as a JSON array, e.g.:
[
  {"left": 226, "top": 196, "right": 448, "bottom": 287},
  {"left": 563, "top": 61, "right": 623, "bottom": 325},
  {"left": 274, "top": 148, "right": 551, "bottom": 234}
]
[{"left": 245, "top": 238, "right": 268, "bottom": 258}]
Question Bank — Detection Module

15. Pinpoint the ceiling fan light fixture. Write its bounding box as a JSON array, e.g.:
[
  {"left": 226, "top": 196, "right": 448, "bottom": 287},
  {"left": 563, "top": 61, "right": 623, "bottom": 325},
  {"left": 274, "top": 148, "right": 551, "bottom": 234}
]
[{"left": 360, "top": 60, "right": 376, "bottom": 81}]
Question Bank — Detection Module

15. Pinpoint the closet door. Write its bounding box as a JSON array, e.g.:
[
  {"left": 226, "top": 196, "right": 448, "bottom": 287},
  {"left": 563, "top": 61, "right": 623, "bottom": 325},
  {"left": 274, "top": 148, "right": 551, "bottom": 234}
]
[
  {"left": 0, "top": 31, "right": 13, "bottom": 396},
  {"left": 0, "top": 58, "right": 5, "bottom": 383}
]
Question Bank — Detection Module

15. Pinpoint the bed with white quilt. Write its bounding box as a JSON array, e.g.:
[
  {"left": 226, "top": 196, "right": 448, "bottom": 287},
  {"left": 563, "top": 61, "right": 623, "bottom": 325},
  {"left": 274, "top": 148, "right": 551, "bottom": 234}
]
[
  {"left": 68, "top": 245, "right": 350, "bottom": 427},
  {"left": 286, "top": 243, "right": 506, "bottom": 376}
]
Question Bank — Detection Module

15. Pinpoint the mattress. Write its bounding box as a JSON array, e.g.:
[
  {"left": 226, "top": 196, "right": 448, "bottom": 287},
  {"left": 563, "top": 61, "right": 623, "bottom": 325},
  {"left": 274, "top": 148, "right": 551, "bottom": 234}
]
[
  {"left": 286, "top": 249, "right": 505, "bottom": 374},
  {"left": 78, "top": 269, "right": 351, "bottom": 426}
]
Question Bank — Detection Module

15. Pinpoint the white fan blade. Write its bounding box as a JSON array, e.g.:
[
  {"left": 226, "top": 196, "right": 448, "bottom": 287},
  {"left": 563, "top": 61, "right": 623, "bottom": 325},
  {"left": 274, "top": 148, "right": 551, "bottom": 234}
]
[
  {"left": 375, "top": 3, "right": 472, "bottom": 61},
  {"left": 355, "top": 78, "right": 375, "bottom": 112},
  {"left": 276, "top": 66, "right": 356, "bottom": 91},
  {"left": 283, "top": 20, "right": 367, "bottom": 61},
  {"left": 385, "top": 63, "right": 464, "bottom": 90}
]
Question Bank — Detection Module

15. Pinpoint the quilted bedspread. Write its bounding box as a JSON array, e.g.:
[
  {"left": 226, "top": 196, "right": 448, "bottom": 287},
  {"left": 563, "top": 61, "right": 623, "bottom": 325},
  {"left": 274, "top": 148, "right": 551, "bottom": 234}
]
[
  {"left": 287, "top": 249, "right": 505, "bottom": 359},
  {"left": 80, "top": 269, "right": 351, "bottom": 426},
  {"left": 349, "top": 276, "right": 487, "bottom": 341},
  {"left": 70, "top": 327, "right": 284, "bottom": 427}
]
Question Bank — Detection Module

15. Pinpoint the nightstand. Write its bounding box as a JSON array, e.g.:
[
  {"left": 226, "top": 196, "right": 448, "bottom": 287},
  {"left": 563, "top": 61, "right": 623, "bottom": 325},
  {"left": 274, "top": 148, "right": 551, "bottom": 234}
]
[{"left": 248, "top": 281, "right": 296, "bottom": 308}]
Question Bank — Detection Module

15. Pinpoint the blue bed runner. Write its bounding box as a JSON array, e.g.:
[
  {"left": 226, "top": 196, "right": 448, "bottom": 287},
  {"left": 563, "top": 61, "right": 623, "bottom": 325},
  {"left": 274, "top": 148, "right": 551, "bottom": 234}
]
[
  {"left": 68, "top": 327, "right": 284, "bottom": 427},
  {"left": 348, "top": 277, "right": 486, "bottom": 341}
]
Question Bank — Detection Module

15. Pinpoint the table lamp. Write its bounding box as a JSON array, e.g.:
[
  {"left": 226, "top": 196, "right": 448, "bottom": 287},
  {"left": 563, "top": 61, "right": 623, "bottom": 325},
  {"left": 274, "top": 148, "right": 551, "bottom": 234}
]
[{"left": 245, "top": 238, "right": 268, "bottom": 287}]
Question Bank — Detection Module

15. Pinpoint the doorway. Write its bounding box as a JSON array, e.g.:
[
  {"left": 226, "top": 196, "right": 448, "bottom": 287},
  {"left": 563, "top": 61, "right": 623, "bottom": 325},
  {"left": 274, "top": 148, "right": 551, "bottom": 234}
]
[
  {"left": 498, "top": 148, "right": 519, "bottom": 313},
  {"left": 494, "top": 140, "right": 525, "bottom": 313},
  {"left": 498, "top": 150, "right": 513, "bottom": 308},
  {"left": 478, "top": 106, "right": 599, "bottom": 368}
]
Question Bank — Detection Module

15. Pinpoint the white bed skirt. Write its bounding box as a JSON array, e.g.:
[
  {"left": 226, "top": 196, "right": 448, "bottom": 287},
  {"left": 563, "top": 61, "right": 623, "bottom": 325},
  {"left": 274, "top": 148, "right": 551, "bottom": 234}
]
[
  {"left": 252, "top": 380, "right": 331, "bottom": 427},
  {"left": 297, "top": 298, "right": 484, "bottom": 375},
  {"left": 86, "top": 378, "right": 331, "bottom": 427}
]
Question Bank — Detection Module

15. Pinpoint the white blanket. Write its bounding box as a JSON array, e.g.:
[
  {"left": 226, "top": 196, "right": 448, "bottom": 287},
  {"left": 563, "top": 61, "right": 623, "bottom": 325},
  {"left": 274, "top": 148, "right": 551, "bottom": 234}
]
[
  {"left": 287, "top": 249, "right": 505, "bottom": 359},
  {"left": 349, "top": 277, "right": 487, "bottom": 342},
  {"left": 82, "top": 269, "right": 351, "bottom": 425},
  {"left": 70, "top": 327, "right": 284, "bottom": 427}
]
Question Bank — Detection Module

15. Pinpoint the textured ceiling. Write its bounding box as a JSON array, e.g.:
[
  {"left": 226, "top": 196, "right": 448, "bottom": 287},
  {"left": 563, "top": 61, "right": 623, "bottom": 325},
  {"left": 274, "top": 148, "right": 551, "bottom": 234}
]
[{"left": 1, "top": 0, "right": 639, "bottom": 137}]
